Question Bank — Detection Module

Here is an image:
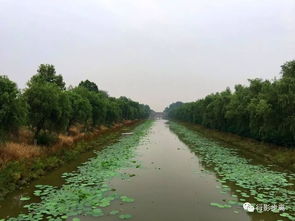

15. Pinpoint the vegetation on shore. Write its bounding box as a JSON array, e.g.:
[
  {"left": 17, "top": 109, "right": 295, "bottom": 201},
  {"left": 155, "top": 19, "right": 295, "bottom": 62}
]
[
  {"left": 0, "top": 120, "right": 139, "bottom": 200},
  {"left": 179, "top": 122, "right": 295, "bottom": 172},
  {"left": 165, "top": 60, "right": 295, "bottom": 147},
  {"left": 0, "top": 64, "right": 151, "bottom": 166},
  {"left": 0, "top": 64, "right": 151, "bottom": 199},
  {"left": 4, "top": 120, "right": 153, "bottom": 221},
  {"left": 169, "top": 122, "right": 295, "bottom": 221}
]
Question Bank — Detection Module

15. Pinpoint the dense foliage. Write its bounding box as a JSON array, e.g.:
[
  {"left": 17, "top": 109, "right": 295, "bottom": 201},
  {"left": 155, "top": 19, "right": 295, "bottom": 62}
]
[
  {"left": 27, "top": 64, "right": 66, "bottom": 90},
  {"left": 0, "top": 64, "right": 151, "bottom": 144},
  {"left": 165, "top": 60, "right": 295, "bottom": 147},
  {"left": 0, "top": 76, "right": 27, "bottom": 140}
]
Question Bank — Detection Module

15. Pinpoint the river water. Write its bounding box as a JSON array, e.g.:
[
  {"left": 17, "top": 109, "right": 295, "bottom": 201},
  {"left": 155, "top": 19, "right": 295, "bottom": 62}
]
[
  {"left": 0, "top": 120, "right": 293, "bottom": 220},
  {"left": 105, "top": 119, "right": 250, "bottom": 221}
]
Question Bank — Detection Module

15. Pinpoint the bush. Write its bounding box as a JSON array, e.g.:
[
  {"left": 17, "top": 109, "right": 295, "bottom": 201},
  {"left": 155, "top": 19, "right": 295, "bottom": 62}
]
[{"left": 36, "top": 132, "right": 58, "bottom": 146}]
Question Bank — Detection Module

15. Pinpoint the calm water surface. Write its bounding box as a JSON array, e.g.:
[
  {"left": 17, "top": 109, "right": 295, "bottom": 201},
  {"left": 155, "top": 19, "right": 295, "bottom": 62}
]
[
  {"left": 82, "top": 120, "right": 252, "bottom": 221},
  {"left": 1, "top": 120, "right": 291, "bottom": 221}
]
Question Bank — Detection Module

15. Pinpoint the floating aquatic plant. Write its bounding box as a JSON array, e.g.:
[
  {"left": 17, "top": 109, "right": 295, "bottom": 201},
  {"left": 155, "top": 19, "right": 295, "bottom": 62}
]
[
  {"left": 119, "top": 214, "right": 133, "bottom": 219},
  {"left": 19, "top": 197, "right": 30, "bottom": 201},
  {"left": 110, "top": 210, "right": 120, "bottom": 215},
  {"left": 210, "top": 203, "right": 232, "bottom": 208},
  {"left": 6, "top": 121, "right": 153, "bottom": 221},
  {"left": 170, "top": 122, "right": 295, "bottom": 220},
  {"left": 120, "top": 196, "right": 135, "bottom": 203}
]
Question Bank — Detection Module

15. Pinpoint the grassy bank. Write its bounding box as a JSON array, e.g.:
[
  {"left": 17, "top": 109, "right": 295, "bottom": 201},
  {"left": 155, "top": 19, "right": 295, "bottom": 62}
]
[
  {"left": 177, "top": 121, "right": 295, "bottom": 172},
  {"left": 0, "top": 120, "right": 140, "bottom": 200},
  {"left": 5, "top": 120, "right": 153, "bottom": 221},
  {"left": 169, "top": 122, "right": 295, "bottom": 221}
]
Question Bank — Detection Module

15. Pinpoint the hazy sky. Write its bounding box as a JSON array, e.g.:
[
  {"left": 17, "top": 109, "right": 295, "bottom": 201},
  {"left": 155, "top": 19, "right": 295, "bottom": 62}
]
[{"left": 1, "top": 0, "right": 294, "bottom": 111}]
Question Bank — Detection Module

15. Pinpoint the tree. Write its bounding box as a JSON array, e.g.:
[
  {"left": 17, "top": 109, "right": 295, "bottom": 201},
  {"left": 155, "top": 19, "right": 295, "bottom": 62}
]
[
  {"left": 79, "top": 80, "right": 99, "bottom": 92},
  {"left": 56, "top": 91, "right": 72, "bottom": 133},
  {"left": 79, "top": 80, "right": 108, "bottom": 98},
  {"left": 105, "top": 100, "right": 121, "bottom": 124},
  {"left": 0, "top": 76, "right": 26, "bottom": 138},
  {"left": 0, "top": 64, "right": 151, "bottom": 145},
  {"left": 73, "top": 87, "right": 107, "bottom": 126},
  {"left": 66, "top": 90, "right": 92, "bottom": 130},
  {"left": 281, "top": 60, "right": 295, "bottom": 79},
  {"left": 24, "top": 83, "right": 70, "bottom": 139},
  {"left": 165, "top": 60, "right": 295, "bottom": 147},
  {"left": 28, "top": 64, "right": 66, "bottom": 89}
]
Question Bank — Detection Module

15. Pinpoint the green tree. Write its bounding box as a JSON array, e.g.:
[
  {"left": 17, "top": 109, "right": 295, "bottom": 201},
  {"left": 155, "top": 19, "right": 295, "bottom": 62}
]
[
  {"left": 73, "top": 87, "right": 106, "bottom": 126},
  {"left": 56, "top": 92, "right": 72, "bottom": 132},
  {"left": 66, "top": 90, "right": 92, "bottom": 130},
  {"left": 165, "top": 60, "right": 295, "bottom": 147},
  {"left": 105, "top": 99, "right": 121, "bottom": 124},
  {"left": 24, "top": 83, "right": 70, "bottom": 139},
  {"left": 79, "top": 80, "right": 108, "bottom": 98},
  {"left": 28, "top": 64, "right": 66, "bottom": 89},
  {"left": 0, "top": 76, "right": 26, "bottom": 139},
  {"left": 78, "top": 80, "right": 99, "bottom": 93},
  {"left": 281, "top": 60, "right": 295, "bottom": 79}
]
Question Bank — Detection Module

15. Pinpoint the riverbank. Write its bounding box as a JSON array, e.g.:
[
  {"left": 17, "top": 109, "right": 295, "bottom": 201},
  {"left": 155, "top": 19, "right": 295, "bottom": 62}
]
[
  {"left": 3, "top": 120, "right": 153, "bottom": 221},
  {"left": 0, "top": 120, "right": 141, "bottom": 200},
  {"left": 2, "top": 120, "right": 294, "bottom": 221},
  {"left": 177, "top": 121, "right": 295, "bottom": 172},
  {"left": 169, "top": 121, "right": 295, "bottom": 221}
]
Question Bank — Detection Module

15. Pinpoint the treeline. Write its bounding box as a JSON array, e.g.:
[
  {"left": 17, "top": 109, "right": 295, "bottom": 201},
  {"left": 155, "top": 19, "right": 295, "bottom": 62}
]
[
  {"left": 165, "top": 60, "right": 295, "bottom": 147},
  {"left": 0, "top": 64, "right": 151, "bottom": 145}
]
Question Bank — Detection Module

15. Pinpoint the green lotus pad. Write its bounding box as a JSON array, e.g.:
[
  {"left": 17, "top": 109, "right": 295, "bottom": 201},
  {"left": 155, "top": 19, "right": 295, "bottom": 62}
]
[
  {"left": 19, "top": 197, "right": 30, "bottom": 201},
  {"left": 120, "top": 196, "right": 135, "bottom": 203},
  {"left": 170, "top": 122, "right": 295, "bottom": 221},
  {"left": 110, "top": 210, "right": 120, "bottom": 215},
  {"left": 6, "top": 121, "right": 153, "bottom": 221},
  {"left": 119, "top": 214, "right": 133, "bottom": 219},
  {"left": 210, "top": 203, "right": 232, "bottom": 208}
]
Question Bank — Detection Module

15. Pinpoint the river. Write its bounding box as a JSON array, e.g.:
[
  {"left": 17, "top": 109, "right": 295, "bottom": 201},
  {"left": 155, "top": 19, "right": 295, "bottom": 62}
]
[{"left": 0, "top": 120, "right": 294, "bottom": 221}]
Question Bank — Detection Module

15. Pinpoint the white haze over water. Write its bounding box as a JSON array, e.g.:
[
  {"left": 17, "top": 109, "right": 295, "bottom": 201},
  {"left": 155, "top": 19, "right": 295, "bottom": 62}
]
[{"left": 0, "top": 0, "right": 294, "bottom": 111}]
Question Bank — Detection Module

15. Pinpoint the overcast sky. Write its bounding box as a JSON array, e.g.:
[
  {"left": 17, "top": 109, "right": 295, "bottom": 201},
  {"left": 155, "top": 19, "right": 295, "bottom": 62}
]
[{"left": 0, "top": 0, "right": 294, "bottom": 111}]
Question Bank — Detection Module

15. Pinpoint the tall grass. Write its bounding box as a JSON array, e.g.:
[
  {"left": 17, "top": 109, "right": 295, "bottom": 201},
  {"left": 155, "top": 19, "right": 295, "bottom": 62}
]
[
  {"left": 0, "top": 120, "right": 138, "bottom": 169},
  {"left": 181, "top": 122, "right": 295, "bottom": 172},
  {"left": 0, "top": 143, "right": 43, "bottom": 165}
]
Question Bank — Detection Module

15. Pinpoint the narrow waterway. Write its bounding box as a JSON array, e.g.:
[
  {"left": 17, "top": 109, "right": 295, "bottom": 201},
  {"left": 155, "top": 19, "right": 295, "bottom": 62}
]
[
  {"left": 1, "top": 120, "right": 293, "bottom": 220},
  {"left": 0, "top": 124, "right": 136, "bottom": 219},
  {"left": 104, "top": 119, "right": 251, "bottom": 221}
]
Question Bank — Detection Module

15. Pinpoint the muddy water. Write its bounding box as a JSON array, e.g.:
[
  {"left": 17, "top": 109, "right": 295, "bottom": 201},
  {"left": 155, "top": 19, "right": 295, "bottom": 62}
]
[
  {"left": 0, "top": 120, "right": 292, "bottom": 220},
  {"left": 0, "top": 125, "right": 135, "bottom": 219},
  {"left": 82, "top": 119, "right": 251, "bottom": 221}
]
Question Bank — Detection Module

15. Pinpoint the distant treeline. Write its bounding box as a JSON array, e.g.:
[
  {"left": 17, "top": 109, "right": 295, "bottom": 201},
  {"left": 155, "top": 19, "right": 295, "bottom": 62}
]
[
  {"left": 165, "top": 60, "right": 295, "bottom": 147},
  {"left": 0, "top": 64, "right": 151, "bottom": 144}
]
